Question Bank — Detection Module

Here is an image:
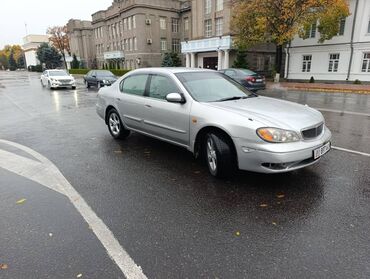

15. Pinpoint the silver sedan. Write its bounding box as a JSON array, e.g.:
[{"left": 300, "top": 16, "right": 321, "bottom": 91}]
[{"left": 96, "top": 68, "right": 331, "bottom": 177}]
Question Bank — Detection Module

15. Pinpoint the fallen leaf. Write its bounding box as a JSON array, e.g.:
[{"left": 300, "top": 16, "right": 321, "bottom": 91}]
[
  {"left": 76, "top": 274, "right": 82, "bottom": 278},
  {"left": 16, "top": 198, "right": 26, "bottom": 204},
  {"left": 0, "top": 264, "right": 8, "bottom": 270},
  {"left": 272, "top": 222, "right": 277, "bottom": 226},
  {"left": 114, "top": 150, "right": 123, "bottom": 154},
  {"left": 235, "top": 231, "right": 240, "bottom": 236},
  {"left": 277, "top": 201, "right": 281, "bottom": 205},
  {"left": 276, "top": 194, "right": 285, "bottom": 199},
  {"left": 49, "top": 233, "right": 53, "bottom": 237},
  {"left": 259, "top": 203, "right": 268, "bottom": 208}
]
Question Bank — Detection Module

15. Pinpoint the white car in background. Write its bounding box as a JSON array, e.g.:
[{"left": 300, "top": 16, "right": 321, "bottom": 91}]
[{"left": 41, "top": 69, "right": 76, "bottom": 90}]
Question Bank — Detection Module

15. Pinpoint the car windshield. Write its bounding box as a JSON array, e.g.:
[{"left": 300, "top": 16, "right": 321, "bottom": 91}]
[
  {"left": 49, "top": 71, "right": 69, "bottom": 77},
  {"left": 176, "top": 72, "right": 254, "bottom": 102},
  {"left": 96, "top": 71, "right": 115, "bottom": 77}
]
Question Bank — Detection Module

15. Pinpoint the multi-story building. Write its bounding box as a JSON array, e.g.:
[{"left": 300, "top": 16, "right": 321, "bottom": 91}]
[
  {"left": 22, "top": 34, "right": 49, "bottom": 68},
  {"left": 66, "top": 19, "right": 96, "bottom": 68},
  {"left": 90, "top": 0, "right": 190, "bottom": 69},
  {"left": 67, "top": 0, "right": 275, "bottom": 72},
  {"left": 286, "top": 0, "right": 370, "bottom": 82}
]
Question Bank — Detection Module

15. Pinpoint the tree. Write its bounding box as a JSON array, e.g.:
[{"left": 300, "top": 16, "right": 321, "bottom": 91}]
[
  {"left": 47, "top": 26, "right": 71, "bottom": 69},
  {"left": 161, "top": 52, "right": 182, "bottom": 67},
  {"left": 17, "top": 55, "right": 25, "bottom": 69},
  {"left": 0, "top": 45, "right": 23, "bottom": 70},
  {"left": 8, "top": 51, "right": 17, "bottom": 71},
  {"left": 71, "top": 54, "right": 80, "bottom": 69},
  {"left": 232, "top": 48, "right": 248, "bottom": 68},
  {"left": 36, "top": 43, "right": 63, "bottom": 69},
  {"left": 231, "top": 0, "right": 350, "bottom": 75}
]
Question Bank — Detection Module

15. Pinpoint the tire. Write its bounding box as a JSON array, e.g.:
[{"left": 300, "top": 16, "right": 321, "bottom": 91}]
[
  {"left": 48, "top": 81, "right": 53, "bottom": 90},
  {"left": 85, "top": 81, "right": 90, "bottom": 88},
  {"left": 204, "top": 132, "right": 236, "bottom": 178},
  {"left": 107, "top": 109, "right": 130, "bottom": 139},
  {"left": 41, "top": 79, "right": 45, "bottom": 87},
  {"left": 72, "top": 86, "right": 76, "bottom": 90}
]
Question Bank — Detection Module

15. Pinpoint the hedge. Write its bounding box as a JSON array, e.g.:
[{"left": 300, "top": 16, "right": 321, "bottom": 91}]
[{"left": 69, "top": 68, "right": 131, "bottom": 76}]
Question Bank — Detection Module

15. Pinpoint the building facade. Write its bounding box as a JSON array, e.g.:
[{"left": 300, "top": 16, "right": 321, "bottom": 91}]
[
  {"left": 66, "top": 19, "right": 96, "bottom": 68},
  {"left": 67, "top": 0, "right": 275, "bottom": 72},
  {"left": 22, "top": 34, "right": 49, "bottom": 68},
  {"left": 286, "top": 0, "right": 370, "bottom": 82}
]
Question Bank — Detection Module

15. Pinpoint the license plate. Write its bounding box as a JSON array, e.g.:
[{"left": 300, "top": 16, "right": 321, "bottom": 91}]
[
  {"left": 256, "top": 79, "right": 263, "bottom": 82},
  {"left": 313, "top": 142, "right": 331, "bottom": 159}
]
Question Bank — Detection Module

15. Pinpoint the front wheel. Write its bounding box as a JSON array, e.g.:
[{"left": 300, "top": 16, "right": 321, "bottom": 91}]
[
  {"left": 107, "top": 109, "right": 130, "bottom": 139},
  {"left": 85, "top": 80, "right": 90, "bottom": 88},
  {"left": 204, "top": 132, "right": 236, "bottom": 178}
]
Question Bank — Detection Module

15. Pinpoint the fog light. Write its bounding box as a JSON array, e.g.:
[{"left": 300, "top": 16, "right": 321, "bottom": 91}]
[{"left": 242, "top": 147, "right": 254, "bottom": 153}]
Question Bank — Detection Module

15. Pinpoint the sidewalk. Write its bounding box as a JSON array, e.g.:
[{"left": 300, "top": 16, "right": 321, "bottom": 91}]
[{"left": 267, "top": 81, "right": 370, "bottom": 94}]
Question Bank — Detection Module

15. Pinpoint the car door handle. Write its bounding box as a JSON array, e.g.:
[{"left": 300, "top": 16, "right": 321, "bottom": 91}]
[{"left": 145, "top": 104, "right": 152, "bottom": 108}]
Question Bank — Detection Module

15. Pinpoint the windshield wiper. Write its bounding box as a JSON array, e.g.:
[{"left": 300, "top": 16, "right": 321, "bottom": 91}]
[{"left": 214, "top": 96, "right": 251, "bottom": 102}]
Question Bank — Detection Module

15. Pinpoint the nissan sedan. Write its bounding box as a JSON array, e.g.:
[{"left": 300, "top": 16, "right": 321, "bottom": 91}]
[{"left": 96, "top": 68, "right": 331, "bottom": 177}]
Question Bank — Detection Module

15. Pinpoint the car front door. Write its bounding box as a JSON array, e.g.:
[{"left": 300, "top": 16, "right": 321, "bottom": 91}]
[
  {"left": 142, "top": 74, "right": 190, "bottom": 146},
  {"left": 117, "top": 74, "right": 149, "bottom": 131}
]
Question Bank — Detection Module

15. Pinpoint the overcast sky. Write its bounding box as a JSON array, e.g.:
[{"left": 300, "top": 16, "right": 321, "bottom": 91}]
[{"left": 0, "top": 0, "right": 112, "bottom": 49}]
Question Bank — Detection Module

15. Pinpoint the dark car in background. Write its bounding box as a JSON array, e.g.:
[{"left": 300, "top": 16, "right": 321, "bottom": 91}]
[
  {"left": 84, "top": 70, "right": 117, "bottom": 89},
  {"left": 219, "top": 68, "right": 266, "bottom": 92}
]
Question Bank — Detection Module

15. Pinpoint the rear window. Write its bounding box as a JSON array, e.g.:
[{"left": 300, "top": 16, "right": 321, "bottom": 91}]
[{"left": 238, "top": 69, "right": 256, "bottom": 75}]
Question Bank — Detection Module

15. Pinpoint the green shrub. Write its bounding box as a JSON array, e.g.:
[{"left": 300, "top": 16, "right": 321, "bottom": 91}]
[
  {"left": 309, "top": 76, "right": 315, "bottom": 83},
  {"left": 28, "top": 65, "right": 43, "bottom": 72},
  {"left": 110, "top": 69, "right": 130, "bottom": 76},
  {"left": 353, "top": 79, "right": 361, "bottom": 85},
  {"left": 69, "top": 68, "right": 90, "bottom": 75}
]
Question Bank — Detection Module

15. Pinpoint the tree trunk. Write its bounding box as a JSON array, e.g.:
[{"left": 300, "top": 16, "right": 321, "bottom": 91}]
[
  {"left": 275, "top": 45, "right": 283, "bottom": 75},
  {"left": 62, "top": 53, "right": 68, "bottom": 70}
]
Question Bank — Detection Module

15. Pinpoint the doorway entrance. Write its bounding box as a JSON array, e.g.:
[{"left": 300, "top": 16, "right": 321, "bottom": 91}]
[{"left": 203, "top": 57, "right": 218, "bottom": 70}]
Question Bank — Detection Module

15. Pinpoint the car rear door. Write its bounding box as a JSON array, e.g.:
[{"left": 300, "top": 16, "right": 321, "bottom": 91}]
[
  {"left": 142, "top": 74, "right": 190, "bottom": 146},
  {"left": 117, "top": 74, "right": 149, "bottom": 131}
]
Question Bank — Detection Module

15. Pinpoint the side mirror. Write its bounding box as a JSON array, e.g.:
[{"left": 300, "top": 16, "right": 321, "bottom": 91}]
[
  {"left": 92, "top": 75, "right": 97, "bottom": 78},
  {"left": 166, "top": 93, "right": 185, "bottom": 104}
]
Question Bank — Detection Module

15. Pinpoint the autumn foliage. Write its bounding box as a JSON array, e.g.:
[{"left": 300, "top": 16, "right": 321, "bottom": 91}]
[
  {"left": 231, "top": 0, "right": 350, "bottom": 73},
  {"left": 47, "top": 26, "right": 71, "bottom": 69}
]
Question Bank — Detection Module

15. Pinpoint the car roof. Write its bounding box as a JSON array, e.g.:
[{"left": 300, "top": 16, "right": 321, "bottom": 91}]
[{"left": 129, "top": 67, "right": 215, "bottom": 75}]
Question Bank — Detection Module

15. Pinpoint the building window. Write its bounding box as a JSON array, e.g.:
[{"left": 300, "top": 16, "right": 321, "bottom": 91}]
[
  {"left": 160, "top": 17, "right": 166, "bottom": 30},
  {"left": 338, "top": 18, "right": 345, "bottom": 36},
  {"left": 161, "top": 38, "right": 167, "bottom": 51},
  {"left": 302, "top": 55, "right": 312, "bottom": 72},
  {"left": 305, "top": 23, "right": 316, "bottom": 38},
  {"left": 368, "top": 20, "right": 370, "bottom": 33},
  {"left": 172, "top": 39, "right": 180, "bottom": 53},
  {"left": 129, "top": 38, "right": 132, "bottom": 51},
  {"left": 204, "top": 19, "right": 212, "bottom": 37},
  {"left": 120, "top": 21, "right": 123, "bottom": 36},
  {"left": 133, "top": 16, "right": 136, "bottom": 29},
  {"left": 256, "top": 56, "right": 264, "bottom": 71},
  {"left": 172, "top": 18, "right": 179, "bottom": 33},
  {"left": 215, "top": 17, "right": 223, "bottom": 36},
  {"left": 121, "top": 41, "right": 124, "bottom": 50},
  {"left": 124, "top": 18, "right": 127, "bottom": 31},
  {"left": 184, "top": 18, "right": 189, "bottom": 32},
  {"left": 328, "top": 53, "right": 340, "bottom": 72},
  {"left": 216, "top": 0, "right": 223, "bottom": 11},
  {"left": 124, "top": 39, "right": 128, "bottom": 51},
  {"left": 128, "top": 17, "right": 132, "bottom": 30},
  {"left": 133, "top": 37, "right": 137, "bottom": 50},
  {"left": 361, "top": 53, "right": 370, "bottom": 72},
  {"left": 205, "top": 0, "right": 211, "bottom": 14}
]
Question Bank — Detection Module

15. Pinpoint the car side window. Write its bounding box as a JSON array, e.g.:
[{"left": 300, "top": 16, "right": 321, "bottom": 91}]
[
  {"left": 148, "top": 75, "right": 179, "bottom": 100},
  {"left": 224, "top": 70, "right": 236, "bottom": 77},
  {"left": 120, "top": 74, "right": 148, "bottom": 96}
]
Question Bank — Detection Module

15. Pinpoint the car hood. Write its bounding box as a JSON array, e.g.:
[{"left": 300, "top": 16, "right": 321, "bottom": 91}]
[
  {"left": 49, "top": 76, "right": 74, "bottom": 80},
  {"left": 204, "top": 96, "right": 323, "bottom": 130}
]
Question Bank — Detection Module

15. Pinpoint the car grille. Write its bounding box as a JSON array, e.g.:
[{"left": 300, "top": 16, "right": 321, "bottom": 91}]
[
  {"left": 302, "top": 123, "right": 324, "bottom": 140},
  {"left": 59, "top": 79, "right": 71, "bottom": 83}
]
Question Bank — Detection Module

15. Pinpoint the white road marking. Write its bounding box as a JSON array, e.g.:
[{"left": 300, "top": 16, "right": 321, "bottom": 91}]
[
  {"left": 0, "top": 139, "right": 147, "bottom": 279},
  {"left": 314, "top": 107, "right": 370, "bottom": 117},
  {"left": 332, "top": 146, "right": 370, "bottom": 157}
]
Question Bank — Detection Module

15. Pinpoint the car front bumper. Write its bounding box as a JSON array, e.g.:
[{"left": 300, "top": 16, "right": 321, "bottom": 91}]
[
  {"left": 51, "top": 82, "right": 76, "bottom": 88},
  {"left": 234, "top": 127, "right": 332, "bottom": 173}
]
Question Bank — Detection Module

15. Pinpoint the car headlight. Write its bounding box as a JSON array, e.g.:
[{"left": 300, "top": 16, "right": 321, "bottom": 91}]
[
  {"left": 257, "top": 127, "right": 300, "bottom": 143},
  {"left": 102, "top": 80, "right": 108, "bottom": 83},
  {"left": 50, "top": 78, "right": 56, "bottom": 82}
]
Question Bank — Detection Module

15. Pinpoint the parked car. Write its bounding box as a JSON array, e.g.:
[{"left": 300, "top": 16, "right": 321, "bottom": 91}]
[
  {"left": 96, "top": 68, "right": 331, "bottom": 178},
  {"left": 84, "top": 70, "right": 117, "bottom": 89},
  {"left": 219, "top": 68, "right": 266, "bottom": 92},
  {"left": 40, "top": 69, "right": 76, "bottom": 89}
]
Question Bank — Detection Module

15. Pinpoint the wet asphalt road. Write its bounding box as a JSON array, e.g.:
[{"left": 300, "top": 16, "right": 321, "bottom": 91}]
[{"left": 0, "top": 71, "right": 369, "bottom": 279}]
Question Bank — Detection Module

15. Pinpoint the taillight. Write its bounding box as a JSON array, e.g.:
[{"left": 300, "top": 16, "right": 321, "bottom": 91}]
[{"left": 246, "top": 76, "right": 256, "bottom": 83}]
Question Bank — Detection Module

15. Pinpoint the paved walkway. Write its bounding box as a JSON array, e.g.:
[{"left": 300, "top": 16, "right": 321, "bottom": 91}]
[{"left": 267, "top": 81, "right": 370, "bottom": 94}]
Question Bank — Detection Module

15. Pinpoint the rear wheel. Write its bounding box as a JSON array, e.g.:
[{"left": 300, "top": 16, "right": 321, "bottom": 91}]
[
  {"left": 204, "top": 132, "right": 236, "bottom": 178},
  {"left": 107, "top": 109, "right": 130, "bottom": 139}
]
